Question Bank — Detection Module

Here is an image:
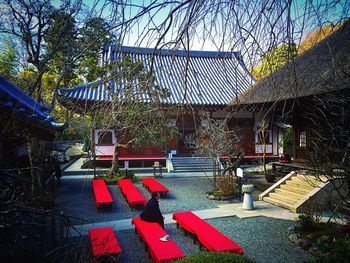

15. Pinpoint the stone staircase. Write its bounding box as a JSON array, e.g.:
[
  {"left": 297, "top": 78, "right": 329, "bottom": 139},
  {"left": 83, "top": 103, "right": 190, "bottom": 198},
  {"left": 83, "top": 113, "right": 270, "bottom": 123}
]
[
  {"left": 171, "top": 157, "right": 215, "bottom": 172},
  {"left": 259, "top": 171, "right": 327, "bottom": 212}
]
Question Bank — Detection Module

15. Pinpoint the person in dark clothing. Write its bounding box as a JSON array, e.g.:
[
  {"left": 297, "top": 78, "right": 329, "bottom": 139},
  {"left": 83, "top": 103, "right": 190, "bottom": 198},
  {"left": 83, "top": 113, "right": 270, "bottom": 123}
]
[
  {"left": 140, "top": 192, "right": 164, "bottom": 229},
  {"left": 54, "top": 162, "right": 62, "bottom": 186}
]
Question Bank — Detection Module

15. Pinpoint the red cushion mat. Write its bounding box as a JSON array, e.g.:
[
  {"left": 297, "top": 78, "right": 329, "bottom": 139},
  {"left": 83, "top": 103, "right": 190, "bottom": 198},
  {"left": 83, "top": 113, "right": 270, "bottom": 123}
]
[
  {"left": 131, "top": 217, "right": 185, "bottom": 263},
  {"left": 172, "top": 212, "right": 197, "bottom": 235},
  {"left": 173, "top": 211, "right": 244, "bottom": 254},
  {"left": 118, "top": 179, "right": 147, "bottom": 206},
  {"left": 97, "top": 155, "right": 166, "bottom": 160},
  {"left": 118, "top": 178, "right": 134, "bottom": 189},
  {"left": 92, "top": 180, "right": 113, "bottom": 205},
  {"left": 89, "top": 227, "right": 121, "bottom": 257},
  {"left": 140, "top": 178, "right": 169, "bottom": 193},
  {"left": 220, "top": 153, "right": 275, "bottom": 158}
]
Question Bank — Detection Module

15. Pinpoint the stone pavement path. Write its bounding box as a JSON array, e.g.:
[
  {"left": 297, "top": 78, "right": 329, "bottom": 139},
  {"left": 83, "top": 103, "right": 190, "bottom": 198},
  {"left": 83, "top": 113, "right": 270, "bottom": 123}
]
[{"left": 67, "top": 201, "right": 295, "bottom": 237}]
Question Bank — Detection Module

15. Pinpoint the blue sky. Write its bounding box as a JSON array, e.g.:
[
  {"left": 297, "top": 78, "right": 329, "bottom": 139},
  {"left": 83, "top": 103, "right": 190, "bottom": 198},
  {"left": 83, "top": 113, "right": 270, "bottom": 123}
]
[
  {"left": 1, "top": 0, "right": 349, "bottom": 66},
  {"left": 92, "top": 0, "right": 349, "bottom": 53},
  {"left": 93, "top": 0, "right": 348, "bottom": 69}
]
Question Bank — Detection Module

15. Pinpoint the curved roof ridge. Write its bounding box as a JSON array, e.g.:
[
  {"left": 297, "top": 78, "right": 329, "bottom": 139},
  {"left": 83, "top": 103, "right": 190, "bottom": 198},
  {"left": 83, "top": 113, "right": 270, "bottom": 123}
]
[
  {"left": 58, "top": 80, "right": 102, "bottom": 92},
  {"left": 0, "top": 76, "right": 67, "bottom": 134},
  {"left": 104, "top": 45, "right": 239, "bottom": 59}
]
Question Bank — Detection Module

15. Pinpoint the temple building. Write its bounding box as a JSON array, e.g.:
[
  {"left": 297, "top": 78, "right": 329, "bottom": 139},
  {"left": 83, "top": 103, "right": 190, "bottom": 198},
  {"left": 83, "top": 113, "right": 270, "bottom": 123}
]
[{"left": 58, "top": 46, "right": 283, "bottom": 168}]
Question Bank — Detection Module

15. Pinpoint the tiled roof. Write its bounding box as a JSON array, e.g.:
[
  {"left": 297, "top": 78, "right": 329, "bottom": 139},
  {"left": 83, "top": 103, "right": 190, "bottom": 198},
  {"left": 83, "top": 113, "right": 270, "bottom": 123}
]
[
  {"left": 58, "top": 46, "right": 255, "bottom": 107},
  {"left": 0, "top": 76, "right": 67, "bottom": 133}
]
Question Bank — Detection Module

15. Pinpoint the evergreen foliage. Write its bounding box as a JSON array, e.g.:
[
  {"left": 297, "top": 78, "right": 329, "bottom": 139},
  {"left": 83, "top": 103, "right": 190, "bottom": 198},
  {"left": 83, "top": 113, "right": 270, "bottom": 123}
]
[
  {"left": 0, "top": 38, "right": 18, "bottom": 82},
  {"left": 252, "top": 43, "right": 297, "bottom": 80}
]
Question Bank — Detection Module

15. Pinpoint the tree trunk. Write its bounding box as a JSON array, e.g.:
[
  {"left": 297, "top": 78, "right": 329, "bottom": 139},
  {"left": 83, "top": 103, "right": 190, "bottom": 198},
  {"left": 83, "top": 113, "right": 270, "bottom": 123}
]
[
  {"left": 110, "top": 143, "right": 119, "bottom": 175},
  {"left": 213, "top": 159, "right": 217, "bottom": 188},
  {"left": 93, "top": 152, "right": 96, "bottom": 178},
  {"left": 263, "top": 143, "right": 267, "bottom": 176},
  {"left": 27, "top": 139, "right": 36, "bottom": 194},
  {"left": 48, "top": 74, "right": 65, "bottom": 113},
  {"left": 29, "top": 70, "right": 45, "bottom": 102},
  {"left": 261, "top": 122, "right": 268, "bottom": 176}
]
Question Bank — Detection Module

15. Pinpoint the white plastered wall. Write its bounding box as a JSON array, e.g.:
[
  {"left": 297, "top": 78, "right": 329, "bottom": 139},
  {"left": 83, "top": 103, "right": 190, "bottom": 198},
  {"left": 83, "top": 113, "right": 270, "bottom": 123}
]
[{"left": 94, "top": 129, "right": 116, "bottom": 156}]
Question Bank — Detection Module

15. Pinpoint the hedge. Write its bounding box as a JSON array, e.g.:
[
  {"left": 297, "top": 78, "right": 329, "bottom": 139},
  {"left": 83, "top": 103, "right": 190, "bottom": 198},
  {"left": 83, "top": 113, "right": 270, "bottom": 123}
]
[{"left": 174, "top": 252, "right": 254, "bottom": 263}]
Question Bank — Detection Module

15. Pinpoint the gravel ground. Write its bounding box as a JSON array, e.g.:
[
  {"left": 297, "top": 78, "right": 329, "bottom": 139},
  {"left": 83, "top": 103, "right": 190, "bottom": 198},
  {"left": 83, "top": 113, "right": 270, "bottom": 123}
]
[
  {"left": 56, "top": 176, "right": 312, "bottom": 262},
  {"left": 56, "top": 176, "right": 231, "bottom": 224},
  {"left": 62, "top": 217, "right": 312, "bottom": 263},
  {"left": 115, "top": 217, "right": 312, "bottom": 263}
]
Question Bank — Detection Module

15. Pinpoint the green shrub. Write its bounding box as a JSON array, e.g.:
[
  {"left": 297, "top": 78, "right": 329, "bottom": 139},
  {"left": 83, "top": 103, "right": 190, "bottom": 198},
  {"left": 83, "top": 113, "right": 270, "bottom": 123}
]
[
  {"left": 174, "top": 252, "right": 254, "bottom": 263},
  {"left": 207, "top": 188, "right": 238, "bottom": 198},
  {"left": 297, "top": 214, "right": 314, "bottom": 231},
  {"left": 212, "top": 190, "right": 222, "bottom": 197},
  {"left": 308, "top": 237, "right": 350, "bottom": 263},
  {"left": 112, "top": 169, "right": 136, "bottom": 181},
  {"left": 94, "top": 175, "right": 121, "bottom": 185},
  {"left": 94, "top": 170, "right": 137, "bottom": 185}
]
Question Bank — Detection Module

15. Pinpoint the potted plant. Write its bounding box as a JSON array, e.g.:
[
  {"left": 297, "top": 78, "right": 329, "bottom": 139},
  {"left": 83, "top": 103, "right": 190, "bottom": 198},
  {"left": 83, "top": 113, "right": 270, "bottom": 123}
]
[{"left": 279, "top": 127, "right": 293, "bottom": 163}]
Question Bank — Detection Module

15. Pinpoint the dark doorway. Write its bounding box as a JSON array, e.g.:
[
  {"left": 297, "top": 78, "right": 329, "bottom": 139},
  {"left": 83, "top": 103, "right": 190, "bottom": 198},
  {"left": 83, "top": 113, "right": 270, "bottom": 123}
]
[
  {"left": 176, "top": 114, "right": 199, "bottom": 155},
  {"left": 178, "top": 130, "right": 196, "bottom": 155}
]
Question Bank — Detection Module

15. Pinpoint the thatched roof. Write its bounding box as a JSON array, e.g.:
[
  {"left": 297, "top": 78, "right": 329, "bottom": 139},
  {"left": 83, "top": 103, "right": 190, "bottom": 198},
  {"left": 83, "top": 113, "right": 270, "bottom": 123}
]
[{"left": 232, "top": 21, "right": 350, "bottom": 105}]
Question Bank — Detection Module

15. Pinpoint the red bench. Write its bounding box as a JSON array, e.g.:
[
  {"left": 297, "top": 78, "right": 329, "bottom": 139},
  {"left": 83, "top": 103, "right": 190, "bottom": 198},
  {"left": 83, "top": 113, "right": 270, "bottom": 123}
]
[
  {"left": 131, "top": 217, "right": 185, "bottom": 263},
  {"left": 173, "top": 211, "right": 244, "bottom": 254},
  {"left": 92, "top": 180, "right": 114, "bottom": 211},
  {"left": 89, "top": 227, "right": 122, "bottom": 259},
  {"left": 118, "top": 179, "right": 147, "bottom": 210},
  {"left": 140, "top": 178, "right": 169, "bottom": 196}
]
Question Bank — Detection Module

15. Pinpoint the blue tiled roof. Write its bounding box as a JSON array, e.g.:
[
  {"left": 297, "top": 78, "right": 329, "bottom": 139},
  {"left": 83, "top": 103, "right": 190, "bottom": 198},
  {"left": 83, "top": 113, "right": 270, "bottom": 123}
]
[
  {"left": 0, "top": 76, "right": 67, "bottom": 133},
  {"left": 58, "top": 46, "right": 255, "bottom": 106}
]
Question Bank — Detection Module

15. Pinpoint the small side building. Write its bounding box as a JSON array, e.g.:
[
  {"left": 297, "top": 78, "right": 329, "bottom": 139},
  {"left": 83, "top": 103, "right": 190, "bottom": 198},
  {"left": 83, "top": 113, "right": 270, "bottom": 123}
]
[
  {"left": 0, "top": 76, "right": 68, "bottom": 262},
  {"left": 231, "top": 22, "right": 350, "bottom": 212},
  {"left": 0, "top": 76, "right": 67, "bottom": 169},
  {"left": 232, "top": 21, "right": 350, "bottom": 163}
]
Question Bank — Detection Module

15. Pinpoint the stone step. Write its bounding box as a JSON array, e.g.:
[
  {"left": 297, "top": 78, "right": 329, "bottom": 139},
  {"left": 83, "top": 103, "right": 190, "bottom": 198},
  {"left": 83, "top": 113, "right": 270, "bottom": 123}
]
[
  {"left": 284, "top": 180, "right": 316, "bottom": 190},
  {"left": 172, "top": 164, "right": 212, "bottom": 167},
  {"left": 173, "top": 167, "right": 213, "bottom": 171},
  {"left": 173, "top": 169, "right": 213, "bottom": 173},
  {"left": 173, "top": 165, "right": 213, "bottom": 172},
  {"left": 292, "top": 176, "right": 321, "bottom": 185},
  {"left": 274, "top": 188, "right": 305, "bottom": 199},
  {"left": 262, "top": 172, "right": 325, "bottom": 212},
  {"left": 262, "top": 196, "right": 296, "bottom": 212},
  {"left": 172, "top": 162, "right": 213, "bottom": 166},
  {"left": 295, "top": 174, "right": 327, "bottom": 181},
  {"left": 172, "top": 157, "right": 216, "bottom": 172},
  {"left": 172, "top": 161, "right": 214, "bottom": 166},
  {"left": 174, "top": 167, "right": 213, "bottom": 171},
  {"left": 279, "top": 184, "right": 311, "bottom": 195},
  {"left": 172, "top": 157, "right": 213, "bottom": 161},
  {"left": 172, "top": 161, "right": 213, "bottom": 165},
  {"left": 317, "top": 175, "right": 328, "bottom": 181},
  {"left": 268, "top": 192, "right": 299, "bottom": 204}
]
